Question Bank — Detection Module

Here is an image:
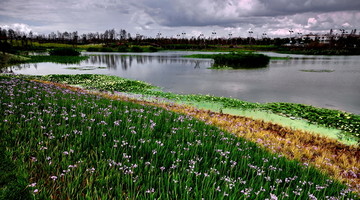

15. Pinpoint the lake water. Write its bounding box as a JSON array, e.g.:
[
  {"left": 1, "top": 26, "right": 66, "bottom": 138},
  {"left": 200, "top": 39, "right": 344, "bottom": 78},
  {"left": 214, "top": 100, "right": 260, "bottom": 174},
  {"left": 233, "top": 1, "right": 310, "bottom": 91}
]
[{"left": 7, "top": 51, "right": 360, "bottom": 114}]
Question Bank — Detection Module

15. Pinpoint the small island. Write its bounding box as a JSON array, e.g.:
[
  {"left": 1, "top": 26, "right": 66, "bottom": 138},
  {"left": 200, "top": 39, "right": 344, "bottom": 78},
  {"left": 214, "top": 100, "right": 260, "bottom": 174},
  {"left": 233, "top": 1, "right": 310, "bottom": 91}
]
[
  {"left": 212, "top": 52, "right": 270, "bottom": 69},
  {"left": 184, "top": 52, "right": 271, "bottom": 69}
]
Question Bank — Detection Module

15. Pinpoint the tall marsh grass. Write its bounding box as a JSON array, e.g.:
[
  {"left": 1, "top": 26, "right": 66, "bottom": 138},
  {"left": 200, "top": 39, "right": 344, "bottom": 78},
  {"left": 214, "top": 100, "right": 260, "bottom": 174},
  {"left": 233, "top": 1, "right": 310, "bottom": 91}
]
[{"left": 0, "top": 76, "right": 357, "bottom": 199}]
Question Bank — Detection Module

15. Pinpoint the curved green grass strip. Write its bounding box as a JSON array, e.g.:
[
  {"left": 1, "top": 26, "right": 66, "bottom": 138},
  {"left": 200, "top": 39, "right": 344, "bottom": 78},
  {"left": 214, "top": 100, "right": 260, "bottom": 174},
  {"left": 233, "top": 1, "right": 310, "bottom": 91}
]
[{"left": 16, "top": 74, "right": 359, "bottom": 144}]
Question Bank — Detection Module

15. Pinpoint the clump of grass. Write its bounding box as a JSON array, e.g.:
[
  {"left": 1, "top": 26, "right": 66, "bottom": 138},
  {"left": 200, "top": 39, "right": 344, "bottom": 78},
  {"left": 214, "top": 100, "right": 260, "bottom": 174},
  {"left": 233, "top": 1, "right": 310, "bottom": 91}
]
[{"left": 0, "top": 76, "right": 357, "bottom": 199}]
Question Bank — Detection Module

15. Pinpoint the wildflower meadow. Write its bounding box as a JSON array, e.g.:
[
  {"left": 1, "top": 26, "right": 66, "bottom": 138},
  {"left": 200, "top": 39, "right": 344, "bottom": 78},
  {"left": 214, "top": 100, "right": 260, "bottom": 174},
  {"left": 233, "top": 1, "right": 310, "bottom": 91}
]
[{"left": 0, "top": 76, "right": 358, "bottom": 199}]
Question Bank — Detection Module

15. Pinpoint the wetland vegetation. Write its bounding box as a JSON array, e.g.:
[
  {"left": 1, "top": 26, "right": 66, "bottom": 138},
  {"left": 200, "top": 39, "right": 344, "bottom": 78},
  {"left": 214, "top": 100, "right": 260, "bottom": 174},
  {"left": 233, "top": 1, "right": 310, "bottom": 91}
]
[
  {"left": 1, "top": 75, "right": 359, "bottom": 199},
  {"left": 28, "top": 74, "right": 360, "bottom": 141}
]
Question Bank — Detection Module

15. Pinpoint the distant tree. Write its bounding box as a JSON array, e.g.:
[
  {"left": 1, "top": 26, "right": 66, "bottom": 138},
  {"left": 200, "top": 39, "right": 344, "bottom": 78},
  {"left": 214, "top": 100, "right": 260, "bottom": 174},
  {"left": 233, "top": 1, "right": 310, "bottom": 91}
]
[
  {"left": 7, "top": 29, "right": 16, "bottom": 44},
  {"left": 81, "top": 34, "right": 87, "bottom": 44},
  {"left": 109, "top": 29, "right": 116, "bottom": 42},
  {"left": 120, "top": 29, "right": 127, "bottom": 40},
  {"left": 72, "top": 31, "right": 78, "bottom": 47},
  {"left": 57, "top": 31, "right": 63, "bottom": 41},
  {"left": 63, "top": 31, "right": 70, "bottom": 41}
]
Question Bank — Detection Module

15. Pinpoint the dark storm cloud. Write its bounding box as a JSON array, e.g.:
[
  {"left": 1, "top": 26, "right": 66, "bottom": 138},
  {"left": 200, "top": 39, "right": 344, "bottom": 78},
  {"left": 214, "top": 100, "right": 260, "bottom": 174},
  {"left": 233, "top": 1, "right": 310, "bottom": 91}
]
[
  {"left": 139, "top": 0, "right": 360, "bottom": 27},
  {"left": 257, "top": 0, "right": 360, "bottom": 15}
]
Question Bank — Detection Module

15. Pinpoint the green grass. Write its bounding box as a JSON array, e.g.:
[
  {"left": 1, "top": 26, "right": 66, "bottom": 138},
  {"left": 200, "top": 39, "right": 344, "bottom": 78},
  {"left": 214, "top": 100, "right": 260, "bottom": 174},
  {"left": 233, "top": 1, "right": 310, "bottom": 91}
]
[
  {"left": 31, "top": 42, "right": 102, "bottom": 50},
  {"left": 0, "top": 75, "right": 357, "bottom": 199}
]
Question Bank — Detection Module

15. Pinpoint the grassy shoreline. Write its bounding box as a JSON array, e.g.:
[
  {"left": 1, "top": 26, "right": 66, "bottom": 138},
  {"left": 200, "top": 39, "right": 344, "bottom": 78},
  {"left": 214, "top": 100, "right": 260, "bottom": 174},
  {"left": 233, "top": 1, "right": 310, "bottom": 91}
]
[
  {"left": 1, "top": 75, "right": 359, "bottom": 199},
  {"left": 20, "top": 74, "right": 359, "bottom": 144}
]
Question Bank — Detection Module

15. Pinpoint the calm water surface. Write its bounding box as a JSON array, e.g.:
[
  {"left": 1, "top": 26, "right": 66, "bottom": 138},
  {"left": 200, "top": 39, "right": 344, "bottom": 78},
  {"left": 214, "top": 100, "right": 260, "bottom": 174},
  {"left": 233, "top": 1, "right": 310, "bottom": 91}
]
[{"left": 8, "top": 51, "right": 360, "bottom": 114}]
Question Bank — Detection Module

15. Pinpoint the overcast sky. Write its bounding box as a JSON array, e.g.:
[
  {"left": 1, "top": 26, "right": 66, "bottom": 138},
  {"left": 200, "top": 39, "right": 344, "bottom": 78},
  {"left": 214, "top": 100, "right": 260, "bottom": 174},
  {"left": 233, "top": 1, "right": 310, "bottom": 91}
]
[{"left": 1, "top": 0, "right": 360, "bottom": 38}]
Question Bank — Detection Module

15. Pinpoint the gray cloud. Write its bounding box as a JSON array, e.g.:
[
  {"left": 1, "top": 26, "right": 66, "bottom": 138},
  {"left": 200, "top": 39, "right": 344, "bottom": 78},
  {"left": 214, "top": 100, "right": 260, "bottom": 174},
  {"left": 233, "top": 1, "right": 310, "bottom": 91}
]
[
  {"left": 258, "top": 0, "right": 360, "bottom": 15},
  {"left": 0, "top": 0, "right": 359, "bottom": 37},
  {"left": 138, "top": 0, "right": 360, "bottom": 27}
]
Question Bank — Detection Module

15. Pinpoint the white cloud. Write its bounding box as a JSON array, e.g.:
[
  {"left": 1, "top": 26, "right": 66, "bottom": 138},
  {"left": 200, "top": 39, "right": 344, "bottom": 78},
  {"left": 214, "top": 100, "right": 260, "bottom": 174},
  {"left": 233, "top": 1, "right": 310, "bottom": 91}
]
[{"left": 0, "top": 23, "right": 34, "bottom": 34}]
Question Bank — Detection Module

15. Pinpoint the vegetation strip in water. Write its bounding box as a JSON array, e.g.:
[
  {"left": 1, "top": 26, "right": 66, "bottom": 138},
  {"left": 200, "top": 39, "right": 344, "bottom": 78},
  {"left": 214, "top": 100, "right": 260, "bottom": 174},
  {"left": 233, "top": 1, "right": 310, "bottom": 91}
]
[{"left": 0, "top": 76, "right": 358, "bottom": 199}]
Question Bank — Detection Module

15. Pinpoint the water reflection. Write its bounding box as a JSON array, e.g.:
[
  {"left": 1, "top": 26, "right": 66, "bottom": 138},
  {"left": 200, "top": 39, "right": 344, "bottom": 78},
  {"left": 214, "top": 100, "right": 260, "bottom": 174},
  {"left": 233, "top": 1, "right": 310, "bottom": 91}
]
[
  {"left": 9, "top": 63, "right": 39, "bottom": 71},
  {"left": 83, "top": 54, "right": 213, "bottom": 70}
]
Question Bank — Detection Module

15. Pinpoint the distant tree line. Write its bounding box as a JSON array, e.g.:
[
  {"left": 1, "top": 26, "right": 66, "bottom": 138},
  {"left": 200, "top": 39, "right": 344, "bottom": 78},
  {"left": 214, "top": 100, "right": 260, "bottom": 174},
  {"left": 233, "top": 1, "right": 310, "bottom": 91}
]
[{"left": 1, "top": 27, "right": 360, "bottom": 53}]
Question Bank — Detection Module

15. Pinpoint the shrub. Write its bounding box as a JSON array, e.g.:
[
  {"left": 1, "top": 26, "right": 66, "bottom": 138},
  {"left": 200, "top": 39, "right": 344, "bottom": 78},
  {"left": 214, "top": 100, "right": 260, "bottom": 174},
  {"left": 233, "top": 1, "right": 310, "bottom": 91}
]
[
  {"left": 117, "top": 46, "right": 129, "bottom": 52},
  {"left": 130, "top": 46, "right": 143, "bottom": 52},
  {"left": 147, "top": 46, "right": 158, "bottom": 52},
  {"left": 49, "top": 48, "right": 81, "bottom": 56},
  {"left": 213, "top": 52, "right": 270, "bottom": 69},
  {"left": 86, "top": 47, "right": 100, "bottom": 52},
  {"left": 100, "top": 47, "right": 114, "bottom": 52}
]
